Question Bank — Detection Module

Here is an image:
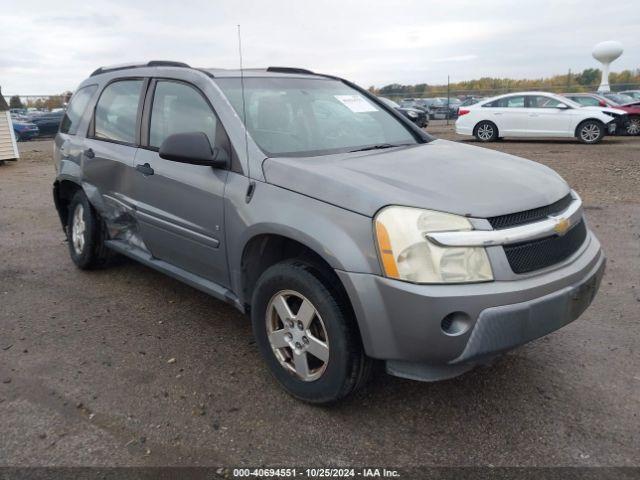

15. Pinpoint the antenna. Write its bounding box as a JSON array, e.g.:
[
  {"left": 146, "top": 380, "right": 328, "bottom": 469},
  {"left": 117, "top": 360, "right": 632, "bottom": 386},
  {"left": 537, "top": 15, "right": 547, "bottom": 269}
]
[{"left": 237, "top": 25, "right": 252, "bottom": 188}]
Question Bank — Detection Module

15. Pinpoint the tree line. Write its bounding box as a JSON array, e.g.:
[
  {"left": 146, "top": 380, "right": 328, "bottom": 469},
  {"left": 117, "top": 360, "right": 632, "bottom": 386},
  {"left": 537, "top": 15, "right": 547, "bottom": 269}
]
[
  {"left": 368, "top": 68, "right": 640, "bottom": 97},
  {"left": 8, "top": 92, "right": 72, "bottom": 110}
]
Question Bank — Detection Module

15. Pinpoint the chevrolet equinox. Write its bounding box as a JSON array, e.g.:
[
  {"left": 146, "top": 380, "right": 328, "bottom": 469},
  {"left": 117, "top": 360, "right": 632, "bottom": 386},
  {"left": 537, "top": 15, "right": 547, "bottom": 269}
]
[{"left": 53, "top": 61, "right": 605, "bottom": 403}]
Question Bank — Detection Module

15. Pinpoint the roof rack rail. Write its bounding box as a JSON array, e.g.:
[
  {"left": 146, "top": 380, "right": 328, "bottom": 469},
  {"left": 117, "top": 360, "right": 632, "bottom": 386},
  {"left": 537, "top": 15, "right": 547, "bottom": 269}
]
[
  {"left": 266, "top": 66, "right": 314, "bottom": 75},
  {"left": 90, "top": 60, "right": 191, "bottom": 77}
]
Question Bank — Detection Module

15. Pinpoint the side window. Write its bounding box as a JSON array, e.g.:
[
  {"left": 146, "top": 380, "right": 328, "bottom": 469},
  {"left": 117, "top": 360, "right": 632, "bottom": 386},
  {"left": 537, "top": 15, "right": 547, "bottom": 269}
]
[
  {"left": 60, "top": 85, "right": 97, "bottom": 135},
  {"left": 574, "top": 97, "right": 600, "bottom": 107},
  {"left": 483, "top": 99, "right": 501, "bottom": 107},
  {"left": 94, "top": 80, "right": 144, "bottom": 144},
  {"left": 527, "top": 96, "right": 565, "bottom": 108},
  {"left": 149, "top": 81, "right": 217, "bottom": 149},
  {"left": 505, "top": 96, "right": 525, "bottom": 108}
]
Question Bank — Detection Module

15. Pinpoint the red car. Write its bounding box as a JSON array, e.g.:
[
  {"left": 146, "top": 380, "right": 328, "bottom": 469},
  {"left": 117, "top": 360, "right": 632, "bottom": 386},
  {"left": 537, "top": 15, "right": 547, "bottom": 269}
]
[{"left": 563, "top": 93, "right": 640, "bottom": 135}]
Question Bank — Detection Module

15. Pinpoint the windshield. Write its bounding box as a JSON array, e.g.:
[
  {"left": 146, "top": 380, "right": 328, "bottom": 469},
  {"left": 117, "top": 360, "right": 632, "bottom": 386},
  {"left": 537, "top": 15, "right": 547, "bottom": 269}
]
[
  {"left": 215, "top": 77, "right": 420, "bottom": 157},
  {"left": 605, "top": 93, "right": 634, "bottom": 105}
]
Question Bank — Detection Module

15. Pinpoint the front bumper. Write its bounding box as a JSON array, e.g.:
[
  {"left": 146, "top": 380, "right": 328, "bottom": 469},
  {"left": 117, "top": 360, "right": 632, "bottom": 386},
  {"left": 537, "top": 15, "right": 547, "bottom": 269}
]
[{"left": 337, "top": 231, "right": 604, "bottom": 375}]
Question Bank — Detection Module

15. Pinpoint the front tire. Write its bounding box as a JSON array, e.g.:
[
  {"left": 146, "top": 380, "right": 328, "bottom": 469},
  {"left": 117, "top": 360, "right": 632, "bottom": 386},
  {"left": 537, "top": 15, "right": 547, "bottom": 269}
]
[
  {"left": 66, "top": 191, "right": 112, "bottom": 269},
  {"left": 251, "top": 260, "right": 373, "bottom": 404},
  {"left": 576, "top": 120, "right": 605, "bottom": 144},
  {"left": 474, "top": 121, "right": 499, "bottom": 142},
  {"left": 626, "top": 116, "right": 640, "bottom": 136}
]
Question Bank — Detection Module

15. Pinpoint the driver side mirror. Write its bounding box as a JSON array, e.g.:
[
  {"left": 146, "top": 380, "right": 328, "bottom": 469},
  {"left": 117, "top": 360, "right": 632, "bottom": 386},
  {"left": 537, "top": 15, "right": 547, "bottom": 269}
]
[
  {"left": 159, "top": 132, "right": 228, "bottom": 169},
  {"left": 556, "top": 103, "right": 571, "bottom": 110}
]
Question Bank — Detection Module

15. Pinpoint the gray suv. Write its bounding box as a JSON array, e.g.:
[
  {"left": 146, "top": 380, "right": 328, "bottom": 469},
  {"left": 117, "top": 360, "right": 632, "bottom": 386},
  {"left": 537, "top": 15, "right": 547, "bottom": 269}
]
[{"left": 53, "top": 61, "right": 605, "bottom": 403}]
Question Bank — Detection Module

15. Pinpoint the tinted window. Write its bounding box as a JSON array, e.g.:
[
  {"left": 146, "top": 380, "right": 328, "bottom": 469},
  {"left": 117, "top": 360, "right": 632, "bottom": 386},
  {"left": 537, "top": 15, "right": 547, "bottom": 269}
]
[
  {"left": 61, "top": 85, "right": 97, "bottom": 135},
  {"left": 149, "top": 81, "right": 217, "bottom": 149},
  {"left": 215, "top": 77, "right": 419, "bottom": 157},
  {"left": 527, "top": 96, "right": 566, "bottom": 108},
  {"left": 505, "top": 96, "right": 525, "bottom": 108},
  {"left": 483, "top": 96, "right": 525, "bottom": 108},
  {"left": 571, "top": 96, "right": 601, "bottom": 107},
  {"left": 94, "top": 80, "right": 143, "bottom": 143}
]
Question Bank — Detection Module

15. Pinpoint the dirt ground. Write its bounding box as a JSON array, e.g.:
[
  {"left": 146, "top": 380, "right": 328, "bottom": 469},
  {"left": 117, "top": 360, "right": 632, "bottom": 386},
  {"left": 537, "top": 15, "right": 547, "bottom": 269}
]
[{"left": 1, "top": 124, "right": 639, "bottom": 467}]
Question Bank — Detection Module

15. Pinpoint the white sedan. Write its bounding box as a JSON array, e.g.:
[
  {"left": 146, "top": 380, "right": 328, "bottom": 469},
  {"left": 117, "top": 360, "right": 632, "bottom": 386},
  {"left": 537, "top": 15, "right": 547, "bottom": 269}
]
[{"left": 455, "top": 92, "right": 626, "bottom": 144}]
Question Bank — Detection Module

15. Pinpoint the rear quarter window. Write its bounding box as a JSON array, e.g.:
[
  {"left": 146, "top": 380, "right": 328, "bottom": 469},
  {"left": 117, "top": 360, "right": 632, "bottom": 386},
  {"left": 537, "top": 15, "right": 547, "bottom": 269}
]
[{"left": 60, "top": 85, "right": 98, "bottom": 135}]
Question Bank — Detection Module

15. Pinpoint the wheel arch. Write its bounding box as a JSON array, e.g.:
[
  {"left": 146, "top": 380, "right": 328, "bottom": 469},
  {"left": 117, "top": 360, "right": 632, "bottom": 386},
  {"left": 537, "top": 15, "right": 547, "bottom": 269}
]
[
  {"left": 239, "top": 232, "right": 350, "bottom": 312},
  {"left": 53, "top": 178, "right": 84, "bottom": 231},
  {"left": 574, "top": 117, "right": 606, "bottom": 137},
  {"left": 473, "top": 119, "right": 499, "bottom": 137}
]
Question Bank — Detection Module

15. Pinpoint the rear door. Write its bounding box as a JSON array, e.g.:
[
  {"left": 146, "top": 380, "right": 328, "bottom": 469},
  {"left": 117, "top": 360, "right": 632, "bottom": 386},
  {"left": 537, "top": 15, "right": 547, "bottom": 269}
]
[
  {"left": 483, "top": 95, "right": 527, "bottom": 134},
  {"left": 524, "top": 95, "right": 572, "bottom": 136},
  {"left": 130, "top": 78, "right": 230, "bottom": 286},
  {"left": 82, "top": 78, "right": 146, "bottom": 223}
]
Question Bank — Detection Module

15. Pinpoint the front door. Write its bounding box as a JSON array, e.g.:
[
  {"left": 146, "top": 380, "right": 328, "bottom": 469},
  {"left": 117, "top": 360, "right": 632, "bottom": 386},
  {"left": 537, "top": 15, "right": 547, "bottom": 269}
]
[
  {"left": 131, "top": 79, "right": 230, "bottom": 287},
  {"left": 524, "top": 95, "right": 572, "bottom": 136}
]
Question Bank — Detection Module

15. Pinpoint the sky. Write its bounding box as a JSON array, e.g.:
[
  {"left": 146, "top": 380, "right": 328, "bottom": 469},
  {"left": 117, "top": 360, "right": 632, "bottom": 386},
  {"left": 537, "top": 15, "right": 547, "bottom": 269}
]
[{"left": 0, "top": 0, "right": 639, "bottom": 95}]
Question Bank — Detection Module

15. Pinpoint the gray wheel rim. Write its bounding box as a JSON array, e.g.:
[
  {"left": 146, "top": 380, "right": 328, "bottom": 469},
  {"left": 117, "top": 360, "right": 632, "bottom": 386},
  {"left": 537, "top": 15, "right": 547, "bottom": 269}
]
[
  {"left": 580, "top": 123, "right": 600, "bottom": 142},
  {"left": 71, "top": 204, "right": 86, "bottom": 255},
  {"left": 477, "top": 124, "right": 494, "bottom": 140},
  {"left": 627, "top": 119, "right": 640, "bottom": 135},
  {"left": 266, "top": 290, "right": 330, "bottom": 382}
]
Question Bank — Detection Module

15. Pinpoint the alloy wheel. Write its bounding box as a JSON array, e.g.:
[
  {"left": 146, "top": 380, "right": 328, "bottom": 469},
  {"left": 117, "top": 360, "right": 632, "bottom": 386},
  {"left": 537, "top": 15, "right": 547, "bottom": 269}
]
[
  {"left": 627, "top": 118, "right": 640, "bottom": 135},
  {"left": 71, "top": 204, "right": 86, "bottom": 255},
  {"left": 266, "top": 290, "right": 330, "bottom": 382},
  {"left": 477, "top": 124, "right": 494, "bottom": 140},
  {"left": 580, "top": 123, "right": 601, "bottom": 142}
]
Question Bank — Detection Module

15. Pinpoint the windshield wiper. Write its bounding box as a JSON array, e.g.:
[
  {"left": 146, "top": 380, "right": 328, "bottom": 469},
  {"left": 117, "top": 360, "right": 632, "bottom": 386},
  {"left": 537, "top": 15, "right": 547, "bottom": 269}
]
[{"left": 349, "top": 143, "right": 403, "bottom": 153}]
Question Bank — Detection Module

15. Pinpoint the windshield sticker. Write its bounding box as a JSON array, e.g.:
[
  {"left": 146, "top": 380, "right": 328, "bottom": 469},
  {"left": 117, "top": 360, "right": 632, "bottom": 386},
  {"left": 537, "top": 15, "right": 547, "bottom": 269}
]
[{"left": 334, "top": 95, "right": 378, "bottom": 113}]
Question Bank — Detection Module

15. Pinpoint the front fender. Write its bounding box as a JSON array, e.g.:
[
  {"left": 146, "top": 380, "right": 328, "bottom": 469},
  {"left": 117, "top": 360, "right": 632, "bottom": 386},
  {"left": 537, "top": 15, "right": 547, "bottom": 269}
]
[{"left": 223, "top": 174, "right": 381, "bottom": 301}]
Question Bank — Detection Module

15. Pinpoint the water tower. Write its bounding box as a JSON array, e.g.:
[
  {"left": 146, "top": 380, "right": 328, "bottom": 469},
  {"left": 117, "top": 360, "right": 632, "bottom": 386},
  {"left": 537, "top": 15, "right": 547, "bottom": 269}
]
[{"left": 592, "top": 41, "right": 623, "bottom": 93}]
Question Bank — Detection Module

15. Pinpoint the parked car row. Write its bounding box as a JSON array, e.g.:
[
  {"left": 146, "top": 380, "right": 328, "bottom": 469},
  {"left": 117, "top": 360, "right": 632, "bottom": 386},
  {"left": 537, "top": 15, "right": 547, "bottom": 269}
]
[
  {"left": 455, "top": 91, "right": 635, "bottom": 144},
  {"left": 377, "top": 97, "right": 428, "bottom": 127},
  {"left": 10, "top": 110, "right": 65, "bottom": 141}
]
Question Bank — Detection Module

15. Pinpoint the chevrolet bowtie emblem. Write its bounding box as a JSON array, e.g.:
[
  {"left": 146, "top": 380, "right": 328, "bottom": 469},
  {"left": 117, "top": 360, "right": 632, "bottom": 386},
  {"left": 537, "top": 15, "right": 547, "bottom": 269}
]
[{"left": 553, "top": 217, "right": 571, "bottom": 236}]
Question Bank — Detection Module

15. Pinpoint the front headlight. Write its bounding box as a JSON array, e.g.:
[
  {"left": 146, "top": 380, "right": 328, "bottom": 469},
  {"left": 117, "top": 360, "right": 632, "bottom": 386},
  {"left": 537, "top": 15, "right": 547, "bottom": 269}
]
[
  {"left": 407, "top": 110, "right": 418, "bottom": 118},
  {"left": 374, "top": 206, "right": 493, "bottom": 284}
]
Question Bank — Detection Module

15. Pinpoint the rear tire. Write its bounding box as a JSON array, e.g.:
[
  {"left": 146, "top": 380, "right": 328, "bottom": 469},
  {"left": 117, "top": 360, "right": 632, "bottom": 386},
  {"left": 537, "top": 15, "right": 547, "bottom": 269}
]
[
  {"left": 66, "top": 191, "right": 112, "bottom": 269},
  {"left": 474, "top": 121, "right": 499, "bottom": 142},
  {"left": 251, "top": 259, "right": 374, "bottom": 404},
  {"left": 576, "top": 120, "right": 605, "bottom": 144}
]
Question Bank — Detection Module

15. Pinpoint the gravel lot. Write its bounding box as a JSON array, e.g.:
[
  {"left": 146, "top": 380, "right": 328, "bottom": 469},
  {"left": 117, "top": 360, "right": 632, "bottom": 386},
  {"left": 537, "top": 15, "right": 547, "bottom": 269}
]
[{"left": 1, "top": 125, "right": 639, "bottom": 467}]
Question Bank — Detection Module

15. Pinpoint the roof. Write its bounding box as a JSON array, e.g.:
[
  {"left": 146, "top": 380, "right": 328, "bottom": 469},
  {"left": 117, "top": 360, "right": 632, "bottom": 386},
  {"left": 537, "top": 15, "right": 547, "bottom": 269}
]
[{"left": 89, "top": 61, "right": 321, "bottom": 80}]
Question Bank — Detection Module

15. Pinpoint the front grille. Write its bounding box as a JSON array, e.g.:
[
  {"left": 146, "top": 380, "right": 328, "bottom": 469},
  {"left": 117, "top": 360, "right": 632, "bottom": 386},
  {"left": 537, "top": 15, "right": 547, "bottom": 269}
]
[
  {"left": 504, "top": 220, "right": 587, "bottom": 274},
  {"left": 488, "top": 194, "right": 573, "bottom": 229}
]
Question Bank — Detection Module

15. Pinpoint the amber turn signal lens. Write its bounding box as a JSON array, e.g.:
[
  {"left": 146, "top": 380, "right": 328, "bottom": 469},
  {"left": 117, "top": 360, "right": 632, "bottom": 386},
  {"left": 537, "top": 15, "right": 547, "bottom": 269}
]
[{"left": 375, "top": 221, "right": 400, "bottom": 278}]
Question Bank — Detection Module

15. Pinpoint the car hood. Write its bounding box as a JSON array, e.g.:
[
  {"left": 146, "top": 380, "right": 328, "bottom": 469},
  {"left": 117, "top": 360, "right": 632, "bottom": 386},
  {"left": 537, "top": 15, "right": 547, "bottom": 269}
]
[
  {"left": 262, "top": 139, "right": 570, "bottom": 218},
  {"left": 581, "top": 106, "right": 627, "bottom": 115}
]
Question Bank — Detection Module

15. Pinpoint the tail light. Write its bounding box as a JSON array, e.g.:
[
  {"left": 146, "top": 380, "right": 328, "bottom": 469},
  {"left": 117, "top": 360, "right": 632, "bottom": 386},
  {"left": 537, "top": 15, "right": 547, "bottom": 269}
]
[{"left": 458, "top": 109, "right": 470, "bottom": 116}]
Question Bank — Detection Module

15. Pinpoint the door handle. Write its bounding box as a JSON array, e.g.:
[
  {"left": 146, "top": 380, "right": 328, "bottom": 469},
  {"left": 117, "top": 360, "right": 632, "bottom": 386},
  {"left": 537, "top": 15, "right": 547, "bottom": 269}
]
[
  {"left": 494, "top": 112, "right": 502, "bottom": 115},
  {"left": 84, "top": 148, "right": 95, "bottom": 159},
  {"left": 529, "top": 113, "right": 539, "bottom": 117},
  {"left": 136, "top": 163, "right": 154, "bottom": 176}
]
